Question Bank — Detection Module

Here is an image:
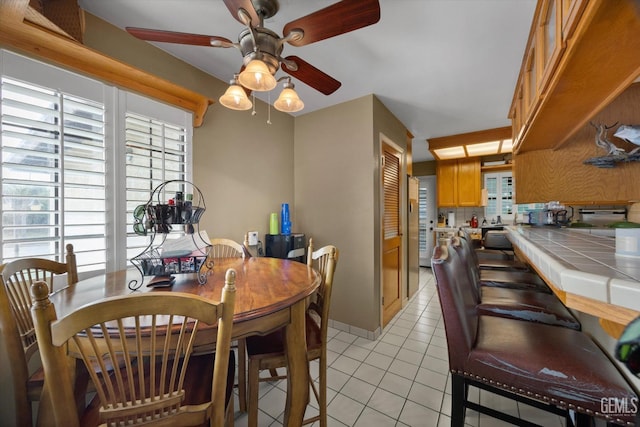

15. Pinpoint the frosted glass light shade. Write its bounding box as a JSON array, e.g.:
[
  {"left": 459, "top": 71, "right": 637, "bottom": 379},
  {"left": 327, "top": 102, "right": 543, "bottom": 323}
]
[
  {"left": 238, "top": 59, "right": 277, "bottom": 92},
  {"left": 274, "top": 87, "right": 304, "bottom": 112},
  {"left": 219, "top": 84, "right": 252, "bottom": 110}
]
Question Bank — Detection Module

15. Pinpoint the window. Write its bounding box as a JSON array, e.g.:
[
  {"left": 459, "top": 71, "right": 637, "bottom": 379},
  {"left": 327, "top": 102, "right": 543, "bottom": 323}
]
[
  {"left": 125, "top": 112, "right": 189, "bottom": 263},
  {"left": 0, "top": 50, "right": 192, "bottom": 274},
  {"left": 1, "top": 77, "right": 107, "bottom": 269},
  {"left": 484, "top": 172, "right": 513, "bottom": 222}
]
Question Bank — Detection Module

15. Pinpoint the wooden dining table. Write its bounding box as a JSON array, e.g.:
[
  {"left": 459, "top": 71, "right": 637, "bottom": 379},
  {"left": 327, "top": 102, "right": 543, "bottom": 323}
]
[{"left": 46, "top": 256, "right": 321, "bottom": 427}]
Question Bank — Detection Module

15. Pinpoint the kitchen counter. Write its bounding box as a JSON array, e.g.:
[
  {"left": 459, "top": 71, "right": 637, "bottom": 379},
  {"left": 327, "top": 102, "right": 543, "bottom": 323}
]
[{"left": 505, "top": 225, "right": 640, "bottom": 337}]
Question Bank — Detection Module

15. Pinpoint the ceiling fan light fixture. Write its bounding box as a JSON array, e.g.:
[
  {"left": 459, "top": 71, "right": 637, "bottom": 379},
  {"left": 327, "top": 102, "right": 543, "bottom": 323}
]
[
  {"left": 219, "top": 76, "right": 252, "bottom": 110},
  {"left": 238, "top": 59, "right": 277, "bottom": 92},
  {"left": 274, "top": 80, "right": 304, "bottom": 113}
]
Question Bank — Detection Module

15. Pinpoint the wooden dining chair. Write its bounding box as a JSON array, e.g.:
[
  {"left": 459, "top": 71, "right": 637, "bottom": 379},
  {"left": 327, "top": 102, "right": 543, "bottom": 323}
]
[
  {"left": 209, "top": 237, "right": 249, "bottom": 412},
  {"left": 0, "top": 244, "right": 78, "bottom": 427},
  {"left": 245, "top": 240, "right": 338, "bottom": 427},
  {"left": 30, "top": 268, "right": 238, "bottom": 427},
  {"left": 209, "top": 237, "right": 247, "bottom": 259}
]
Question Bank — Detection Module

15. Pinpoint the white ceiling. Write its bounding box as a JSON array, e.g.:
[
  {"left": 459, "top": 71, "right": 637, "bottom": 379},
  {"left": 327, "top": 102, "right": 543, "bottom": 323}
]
[{"left": 78, "top": 0, "right": 536, "bottom": 162}]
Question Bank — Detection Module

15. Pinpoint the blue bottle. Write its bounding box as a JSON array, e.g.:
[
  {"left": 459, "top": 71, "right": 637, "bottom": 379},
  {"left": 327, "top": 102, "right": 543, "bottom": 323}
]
[{"left": 281, "top": 203, "right": 291, "bottom": 235}]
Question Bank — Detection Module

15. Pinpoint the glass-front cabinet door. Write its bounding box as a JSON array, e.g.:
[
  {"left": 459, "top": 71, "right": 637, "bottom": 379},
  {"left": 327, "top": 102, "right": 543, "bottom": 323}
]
[{"left": 484, "top": 172, "right": 513, "bottom": 222}]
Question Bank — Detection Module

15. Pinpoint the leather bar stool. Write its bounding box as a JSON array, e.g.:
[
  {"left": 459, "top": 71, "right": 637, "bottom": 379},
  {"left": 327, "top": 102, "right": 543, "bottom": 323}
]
[
  {"left": 457, "top": 232, "right": 551, "bottom": 293},
  {"left": 448, "top": 236, "right": 580, "bottom": 330},
  {"left": 431, "top": 242, "right": 638, "bottom": 426}
]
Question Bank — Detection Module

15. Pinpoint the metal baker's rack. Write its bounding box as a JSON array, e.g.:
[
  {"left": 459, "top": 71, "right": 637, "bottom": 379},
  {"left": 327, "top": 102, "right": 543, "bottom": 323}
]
[{"left": 129, "top": 180, "right": 212, "bottom": 290}]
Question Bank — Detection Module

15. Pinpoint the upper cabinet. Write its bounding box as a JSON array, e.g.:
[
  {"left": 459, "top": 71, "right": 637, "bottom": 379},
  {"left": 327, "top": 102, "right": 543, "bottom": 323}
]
[
  {"left": 436, "top": 158, "right": 481, "bottom": 208},
  {"left": 509, "top": 0, "right": 640, "bottom": 153}
]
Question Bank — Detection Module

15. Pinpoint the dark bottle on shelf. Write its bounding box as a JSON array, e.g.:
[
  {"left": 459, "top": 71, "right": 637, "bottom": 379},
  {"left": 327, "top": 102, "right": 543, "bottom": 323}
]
[
  {"left": 183, "top": 193, "right": 193, "bottom": 222},
  {"left": 174, "top": 191, "right": 183, "bottom": 224},
  {"left": 184, "top": 193, "right": 194, "bottom": 233}
]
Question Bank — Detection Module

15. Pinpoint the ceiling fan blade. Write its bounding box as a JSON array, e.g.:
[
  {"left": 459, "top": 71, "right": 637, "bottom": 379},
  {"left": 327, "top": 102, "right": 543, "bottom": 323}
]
[
  {"left": 283, "top": 0, "right": 381, "bottom": 47},
  {"left": 282, "top": 56, "right": 341, "bottom": 95},
  {"left": 222, "top": 0, "right": 261, "bottom": 27},
  {"left": 126, "top": 27, "right": 233, "bottom": 47}
]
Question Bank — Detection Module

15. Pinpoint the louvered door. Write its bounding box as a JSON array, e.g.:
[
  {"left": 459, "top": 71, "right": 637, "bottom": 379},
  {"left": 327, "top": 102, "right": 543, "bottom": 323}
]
[{"left": 382, "top": 143, "right": 403, "bottom": 327}]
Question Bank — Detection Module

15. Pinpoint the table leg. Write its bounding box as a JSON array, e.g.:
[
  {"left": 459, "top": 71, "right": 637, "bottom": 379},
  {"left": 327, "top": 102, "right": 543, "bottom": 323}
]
[{"left": 284, "top": 299, "right": 309, "bottom": 427}]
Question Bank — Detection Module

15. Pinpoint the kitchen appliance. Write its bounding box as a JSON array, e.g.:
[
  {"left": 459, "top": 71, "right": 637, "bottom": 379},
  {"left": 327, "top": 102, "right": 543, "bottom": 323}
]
[
  {"left": 447, "top": 211, "right": 455, "bottom": 228},
  {"left": 555, "top": 209, "right": 569, "bottom": 226},
  {"left": 544, "top": 209, "right": 555, "bottom": 225},
  {"left": 470, "top": 214, "right": 478, "bottom": 228},
  {"left": 579, "top": 209, "right": 626, "bottom": 227},
  {"left": 265, "top": 233, "right": 306, "bottom": 262},
  {"left": 527, "top": 210, "right": 545, "bottom": 225},
  {"left": 615, "top": 223, "right": 640, "bottom": 258},
  {"left": 407, "top": 177, "right": 419, "bottom": 298}
]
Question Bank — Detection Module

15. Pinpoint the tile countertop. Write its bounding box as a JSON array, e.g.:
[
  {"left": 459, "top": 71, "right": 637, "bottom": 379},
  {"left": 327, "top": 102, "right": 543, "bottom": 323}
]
[
  {"left": 505, "top": 225, "right": 640, "bottom": 334},
  {"left": 434, "top": 227, "right": 482, "bottom": 233}
]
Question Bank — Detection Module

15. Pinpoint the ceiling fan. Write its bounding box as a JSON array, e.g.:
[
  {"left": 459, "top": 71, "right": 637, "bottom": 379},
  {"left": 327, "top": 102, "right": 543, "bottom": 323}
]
[{"left": 126, "top": 0, "right": 381, "bottom": 111}]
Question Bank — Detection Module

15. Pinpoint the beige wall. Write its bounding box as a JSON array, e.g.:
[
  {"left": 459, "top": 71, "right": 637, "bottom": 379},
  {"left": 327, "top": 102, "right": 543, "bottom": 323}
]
[
  {"left": 83, "top": 13, "right": 296, "bottom": 241},
  {"left": 294, "top": 96, "right": 375, "bottom": 331},
  {"left": 294, "top": 95, "right": 408, "bottom": 332},
  {"left": 413, "top": 160, "right": 437, "bottom": 176}
]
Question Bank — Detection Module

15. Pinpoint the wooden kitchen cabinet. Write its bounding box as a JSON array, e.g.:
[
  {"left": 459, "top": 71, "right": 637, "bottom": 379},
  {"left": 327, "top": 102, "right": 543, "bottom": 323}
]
[
  {"left": 436, "top": 158, "right": 481, "bottom": 207},
  {"left": 560, "top": 0, "right": 588, "bottom": 42},
  {"left": 509, "top": 0, "right": 640, "bottom": 153},
  {"left": 537, "top": 0, "right": 563, "bottom": 94},
  {"left": 514, "top": 83, "right": 640, "bottom": 205},
  {"left": 436, "top": 160, "right": 457, "bottom": 207}
]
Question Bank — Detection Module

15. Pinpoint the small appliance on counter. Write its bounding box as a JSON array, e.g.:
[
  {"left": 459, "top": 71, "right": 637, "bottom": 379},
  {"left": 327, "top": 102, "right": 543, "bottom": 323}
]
[
  {"left": 613, "top": 222, "right": 640, "bottom": 258},
  {"left": 265, "top": 233, "right": 306, "bottom": 262},
  {"left": 447, "top": 211, "right": 455, "bottom": 228},
  {"left": 481, "top": 224, "right": 504, "bottom": 239},
  {"left": 470, "top": 213, "right": 478, "bottom": 228},
  {"left": 579, "top": 209, "right": 626, "bottom": 227}
]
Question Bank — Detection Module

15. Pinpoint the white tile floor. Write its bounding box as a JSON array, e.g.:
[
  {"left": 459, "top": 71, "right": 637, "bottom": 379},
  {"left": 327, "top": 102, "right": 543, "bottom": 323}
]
[{"left": 232, "top": 267, "right": 567, "bottom": 427}]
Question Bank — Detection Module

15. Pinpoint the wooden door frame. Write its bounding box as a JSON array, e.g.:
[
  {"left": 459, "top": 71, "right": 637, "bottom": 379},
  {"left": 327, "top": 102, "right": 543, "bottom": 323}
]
[{"left": 379, "top": 133, "right": 407, "bottom": 328}]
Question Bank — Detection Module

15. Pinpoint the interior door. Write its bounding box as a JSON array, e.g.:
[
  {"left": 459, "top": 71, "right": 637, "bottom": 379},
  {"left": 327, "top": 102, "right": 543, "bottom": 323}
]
[{"left": 382, "top": 143, "right": 403, "bottom": 327}]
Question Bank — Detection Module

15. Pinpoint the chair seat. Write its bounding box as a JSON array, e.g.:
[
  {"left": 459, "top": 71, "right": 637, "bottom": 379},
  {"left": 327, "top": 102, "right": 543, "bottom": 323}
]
[
  {"left": 246, "top": 312, "right": 321, "bottom": 358},
  {"left": 475, "top": 249, "right": 514, "bottom": 261},
  {"left": 464, "top": 316, "right": 637, "bottom": 425},
  {"left": 479, "top": 286, "right": 580, "bottom": 330},
  {"left": 480, "top": 269, "right": 551, "bottom": 293},
  {"left": 477, "top": 258, "right": 529, "bottom": 271},
  {"left": 80, "top": 350, "right": 236, "bottom": 426}
]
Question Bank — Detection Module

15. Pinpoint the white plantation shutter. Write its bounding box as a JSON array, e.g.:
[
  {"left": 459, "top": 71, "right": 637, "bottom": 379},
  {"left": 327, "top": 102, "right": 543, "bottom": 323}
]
[
  {"left": 125, "top": 112, "right": 189, "bottom": 261},
  {"left": 1, "top": 50, "right": 192, "bottom": 273},
  {"left": 1, "top": 77, "right": 107, "bottom": 269}
]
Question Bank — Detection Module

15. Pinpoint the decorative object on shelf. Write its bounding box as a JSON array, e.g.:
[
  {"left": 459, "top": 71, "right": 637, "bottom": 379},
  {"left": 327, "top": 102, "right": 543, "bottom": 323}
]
[
  {"left": 584, "top": 122, "right": 640, "bottom": 168},
  {"left": 269, "top": 212, "right": 279, "bottom": 234},
  {"left": 129, "top": 180, "right": 211, "bottom": 290},
  {"left": 280, "top": 203, "right": 291, "bottom": 235}
]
